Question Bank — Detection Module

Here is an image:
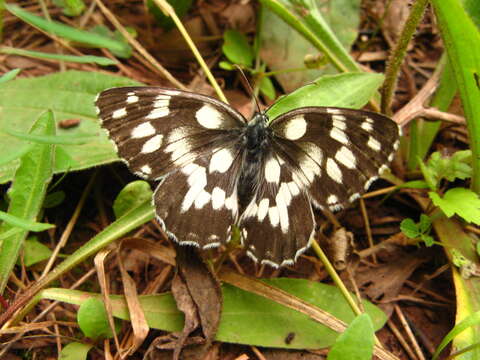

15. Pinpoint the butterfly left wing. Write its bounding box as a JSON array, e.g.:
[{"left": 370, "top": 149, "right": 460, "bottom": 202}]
[
  {"left": 269, "top": 107, "right": 400, "bottom": 212},
  {"left": 95, "top": 86, "right": 246, "bottom": 180}
]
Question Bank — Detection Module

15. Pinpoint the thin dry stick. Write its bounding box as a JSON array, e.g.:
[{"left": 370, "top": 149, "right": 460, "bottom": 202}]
[
  {"left": 93, "top": 0, "right": 187, "bottom": 90},
  {"left": 387, "top": 319, "right": 419, "bottom": 360},
  {"left": 0, "top": 268, "right": 97, "bottom": 357},
  {"left": 359, "top": 198, "right": 376, "bottom": 264},
  {"left": 394, "top": 304, "right": 426, "bottom": 360},
  {"left": 40, "top": 172, "right": 97, "bottom": 278},
  {"left": 152, "top": 0, "right": 228, "bottom": 103}
]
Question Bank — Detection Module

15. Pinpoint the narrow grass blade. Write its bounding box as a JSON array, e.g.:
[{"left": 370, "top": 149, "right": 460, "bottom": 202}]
[
  {"left": 431, "top": 0, "right": 480, "bottom": 193},
  {"left": 0, "top": 68, "right": 21, "bottom": 83},
  {"left": 0, "top": 211, "right": 54, "bottom": 231},
  {"left": 0, "top": 47, "right": 118, "bottom": 66},
  {"left": 5, "top": 4, "right": 129, "bottom": 57},
  {"left": 0, "top": 110, "right": 55, "bottom": 294}
]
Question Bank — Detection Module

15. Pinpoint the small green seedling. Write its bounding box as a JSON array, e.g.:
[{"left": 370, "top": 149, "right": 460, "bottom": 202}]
[{"left": 400, "top": 214, "right": 434, "bottom": 247}]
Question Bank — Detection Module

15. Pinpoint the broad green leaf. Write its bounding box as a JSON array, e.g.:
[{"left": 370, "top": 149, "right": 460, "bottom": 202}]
[
  {"left": 0, "top": 46, "right": 117, "bottom": 66},
  {"left": 59, "top": 342, "right": 93, "bottom": 360},
  {"left": 0, "top": 210, "right": 54, "bottom": 231},
  {"left": 0, "top": 71, "right": 140, "bottom": 184},
  {"left": 0, "top": 111, "right": 55, "bottom": 293},
  {"left": 327, "top": 313, "right": 374, "bottom": 360},
  {"left": 400, "top": 218, "right": 419, "bottom": 239},
  {"left": 22, "top": 236, "right": 52, "bottom": 267},
  {"left": 78, "top": 297, "right": 118, "bottom": 339},
  {"left": 43, "top": 278, "right": 387, "bottom": 349},
  {"left": 6, "top": 4, "right": 130, "bottom": 57},
  {"left": 222, "top": 30, "right": 254, "bottom": 67},
  {"left": 259, "top": 0, "right": 361, "bottom": 91},
  {"left": 424, "top": 150, "right": 472, "bottom": 188},
  {"left": 4, "top": 129, "right": 98, "bottom": 145},
  {"left": 113, "top": 181, "right": 153, "bottom": 219},
  {"left": 463, "top": 0, "right": 480, "bottom": 29},
  {"left": 43, "top": 191, "right": 66, "bottom": 209},
  {"left": 431, "top": 0, "right": 480, "bottom": 193},
  {"left": 430, "top": 188, "right": 480, "bottom": 225},
  {"left": 266, "top": 72, "right": 383, "bottom": 120},
  {"left": 0, "top": 68, "right": 21, "bottom": 84},
  {"left": 418, "top": 214, "right": 432, "bottom": 234}
]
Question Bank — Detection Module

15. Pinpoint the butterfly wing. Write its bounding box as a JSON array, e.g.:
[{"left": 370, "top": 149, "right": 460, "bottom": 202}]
[
  {"left": 95, "top": 87, "right": 246, "bottom": 179},
  {"left": 96, "top": 87, "right": 247, "bottom": 248},
  {"left": 238, "top": 151, "right": 316, "bottom": 267},
  {"left": 269, "top": 107, "right": 400, "bottom": 211}
]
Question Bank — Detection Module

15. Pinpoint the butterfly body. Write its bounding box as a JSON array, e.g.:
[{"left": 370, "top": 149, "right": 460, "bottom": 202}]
[{"left": 95, "top": 86, "right": 400, "bottom": 267}]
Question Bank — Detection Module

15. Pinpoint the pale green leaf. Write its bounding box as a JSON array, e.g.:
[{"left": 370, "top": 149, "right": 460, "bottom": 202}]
[
  {"left": 59, "top": 342, "right": 93, "bottom": 360},
  {"left": 113, "top": 181, "right": 153, "bottom": 219},
  {"left": 222, "top": 30, "right": 254, "bottom": 67},
  {"left": 430, "top": 188, "right": 480, "bottom": 225}
]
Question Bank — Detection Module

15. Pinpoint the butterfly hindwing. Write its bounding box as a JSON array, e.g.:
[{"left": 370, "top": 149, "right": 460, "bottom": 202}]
[
  {"left": 269, "top": 107, "right": 400, "bottom": 211},
  {"left": 239, "top": 151, "right": 315, "bottom": 267},
  {"left": 95, "top": 87, "right": 246, "bottom": 179}
]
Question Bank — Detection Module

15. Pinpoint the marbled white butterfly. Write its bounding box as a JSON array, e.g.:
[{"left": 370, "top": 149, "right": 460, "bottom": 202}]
[{"left": 95, "top": 87, "right": 400, "bottom": 268}]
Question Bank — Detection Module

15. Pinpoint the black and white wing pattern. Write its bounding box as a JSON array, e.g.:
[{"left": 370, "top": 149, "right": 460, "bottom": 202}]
[
  {"left": 95, "top": 86, "right": 401, "bottom": 268},
  {"left": 96, "top": 87, "right": 246, "bottom": 248},
  {"left": 269, "top": 107, "right": 400, "bottom": 212}
]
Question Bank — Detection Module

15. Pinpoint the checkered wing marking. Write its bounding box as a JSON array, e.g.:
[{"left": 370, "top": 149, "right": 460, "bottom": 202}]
[
  {"left": 238, "top": 152, "right": 315, "bottom": 267},
  {"left": 154, "top": 145, "right": 243, "bottom": 249},
  {"left": 269, "top": 107, "right": 400, "bottom": 211},
  {"left": 95, "top": 87, "right": 246, "bottom": 179}
]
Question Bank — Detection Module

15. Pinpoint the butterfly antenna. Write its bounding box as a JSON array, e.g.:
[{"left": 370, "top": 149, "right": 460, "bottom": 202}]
[{"left": 233, "top": 65, "right": 262, "bottom": 114}]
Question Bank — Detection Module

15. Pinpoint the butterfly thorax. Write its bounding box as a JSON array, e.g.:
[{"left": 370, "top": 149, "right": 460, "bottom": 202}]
[{"left": 237, "top": 113, "right": 272, "bottom": 211}]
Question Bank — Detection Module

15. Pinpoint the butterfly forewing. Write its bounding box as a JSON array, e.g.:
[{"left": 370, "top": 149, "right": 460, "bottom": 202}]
[
  {"left": 96, "top": 87, "right": 246, "bottom": 179},
  {"left": 269, "top": 107, "right": 400, "bottom": 211}
]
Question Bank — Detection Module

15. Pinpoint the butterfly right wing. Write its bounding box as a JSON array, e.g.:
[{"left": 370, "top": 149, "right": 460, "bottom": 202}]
[{"left": 95, "top": 86, "right": 247, "bottom": 180}]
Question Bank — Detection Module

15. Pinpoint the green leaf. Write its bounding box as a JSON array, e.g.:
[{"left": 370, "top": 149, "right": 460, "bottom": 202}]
[
  {"left": 0, "top": 46, "right": 118, "bottom": 66},
  {"left": 400, "top": 218, "right": 420, "bottom": 239},
  {"left": 0, "top": 210, "right": 54, "bottom": 231},
  {"left": 259, "top": 76, "right": 276, "bottom": 100},
  {"left": 327, "top": 313, "right": 374, "bottom": 360},
  {"left": 4, "top": 129, "right": 98, "bottom": 145},
  {"left": 421, "top": 234, "right": 435, "bottom": 247},
  {"left": 5, "top": 4, "right": 130, "bottom": 58},
  {"left": 22, "top": 236, "right": 53, "bottom": 267},
  {"left": 77, "top": 297, "right": 119, "bottom": 339},
  {"left": 222, "top": 30, "right": 254, "bottom": 67},
  {"left": 418, "top": 214, "right": 432, "bottom": 234},
  {"left": 430, "top": 188, "right": 480, "bottom": 225},
  {"left": 397, "top": 180, "right": 430, "bottom": 189},
  {"left": 0, "top": 69, "right": 21, "bottom": 84},
  {"left": 88, "top": 25, "right": 133, "bottom": 59},
  {"left": 433, "top": 310, "right": 480, "bottom": 359},
  {"left": 44, "top": 278, "right": 387, "bottom": 350},
  {"left": 419, "top": 156, "right": 439, "bottom": 191},
  {"left": 59, "top": 342, "right": 93, "bottom": 360},
  {"left": 219, "top": 61, "right": 235, "bottom": 71},
  {"left": 0, "top": 110, "right": 55, "bottom": 293},
  {"left": 0, "top": 71, "right": 141, "bottom": 184},
  {"left": 147, "top": 0, "right": 193, "bottom": 31},
  {"left": 43, "top": 191, "right": 66, "bottom": 209},
  {"left": 423, "top": 150, "right": 472, "bottom": 189},
  {"left": 53, "top": 0, "right": 86, "bottom": 17},
  {"left": 113, "top": 181, "right": 153, "bottom": 219},
  {"left": 266, "top": 72, "right": 383, "bottom": 120},
  {"left": 431, "top": 0, "right": 480, "bottom": 193}
]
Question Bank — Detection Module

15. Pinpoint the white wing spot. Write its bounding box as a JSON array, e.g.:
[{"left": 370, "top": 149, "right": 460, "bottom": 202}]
[
  {"left": 211, "top": 187, "right": 226, "bottom": 210},
  {"left": 379, "top": 164, "right": 389, "bottom": 174},
  {"left": 327, "top": 194, "right": 338, "bottom": 205},
  {"left": 268, "top": 206, "right": 280, "bottom": 227},
  {"left": 154, "top": 95, "right": 170, "bottom": 107},
  {"left": 367, "top": 136, "right": 381, "bottom": 151},
  {"left": 364, "top": 176, "right": 378, "bottom": 190},
  {"left": 349, "top": 193, "right": 360, "bottom": 202},
  {"left": 330, "top": 127, "right": 349, "bottom": 145},
  {"left": 126, "top": 95, "right": 139, "bottom": 104},
  {"left": 181, "top": 166, "right": 207, "bottom": 212},
  {"left": 287, "top": 181, "right": 300, "bottom": 196},
  {"left": 335, "top": 146, "right": 356, "bottom": 169},
  {"left": 112, "top": 108, "right": 127, "bottom": 119},
  {"left": 361, "top": 120, "right": 373, "bottom": 132},
  {"left": 141, "top": 135, "right": 163, "bottom": 153},
  {"left": 196, "top": 104, "right": 223, "bottom": 129},
  {"left": 257, "top": 198, "right": 270, "bottom": 221},
  {"left": 194, "top": 190, "right": 211, "bottom": 209},
  {"left": 132, "top": 122, "right": 155, "bottom": 138},
  {"left": 209, "top": 148, "right": 234, "bottom": 173},
  {"left": 146, "top": 107, "right": 169, "bottom": 119},
  {"left": 165, "top": 127, "right": 192, "bottom": 164},
  {"left": 283, "top": 115, "right": 307, "bottom": 140},
  {"left": 326, "top": 158, "right": 343, "bottom": 183},
  {"left": 332, "top": 115, "right": 347, "bottom": 130},
  {"left": 326, "top": 108, "right": 342, "bottom": 114},
  {"left": 276, "top": 184, "right": 290, "bottom": 233},
  {"left": 141, "top": 165, "right": 152, "bottom": 175},
  {"left": 265, "top": 157, "right": 281, "bottom": 184}
]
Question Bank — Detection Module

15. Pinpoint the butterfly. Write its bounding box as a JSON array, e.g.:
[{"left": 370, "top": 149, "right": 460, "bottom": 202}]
[{"left": 95, "top": 87, "right": 400, "bottom": 268}]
